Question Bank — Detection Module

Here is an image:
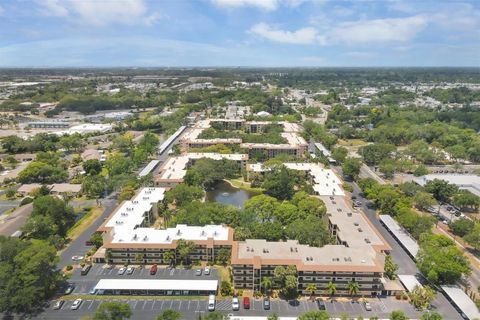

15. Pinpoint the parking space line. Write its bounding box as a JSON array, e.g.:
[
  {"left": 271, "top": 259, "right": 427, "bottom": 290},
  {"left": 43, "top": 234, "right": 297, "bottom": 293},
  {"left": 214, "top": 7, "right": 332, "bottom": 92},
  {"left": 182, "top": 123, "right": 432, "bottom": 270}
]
[
  {"left": 132, "top": 300, "right": 139, "bottom": 309},
  {"left": 151, "top": 300, "right": 156, "bottom": 310},
  {"left": 87, "top": 300, "right": 94, "bottom": 310}
]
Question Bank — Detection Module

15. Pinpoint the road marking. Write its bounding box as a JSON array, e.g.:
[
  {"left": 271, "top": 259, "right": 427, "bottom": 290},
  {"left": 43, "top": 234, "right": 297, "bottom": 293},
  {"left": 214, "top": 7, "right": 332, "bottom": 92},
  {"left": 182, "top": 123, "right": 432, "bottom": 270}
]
[
  {"left": 142, "top": 300, "right": 147, "bottom": 309},
  {"left": 179, "top": 300, "right": 183, "bottom": 310},
  {"left": 133, "top": 300, "right": 138, "bottom": 309},
  {"left": 151, "top": 300, "right": 156, "bottom": 310},
  {"left": 170, "top": 269, "right": 175, "bottom": 276},
  {"left": 88, "top": 300, "right": 94, "bottom": 310},
  {"left": 159, "top": 300, "right": 165, "bottom": 310}
]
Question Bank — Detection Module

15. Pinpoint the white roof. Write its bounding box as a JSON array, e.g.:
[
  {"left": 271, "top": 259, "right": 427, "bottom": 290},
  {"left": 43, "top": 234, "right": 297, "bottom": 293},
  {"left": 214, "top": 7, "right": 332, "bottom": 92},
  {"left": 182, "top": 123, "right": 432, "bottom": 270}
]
[
  {"left": 397, "top": 274, "right": 422, "bottom": 292},
  {"left": 95, "top": 279, "right": 218, "bottom": 291},
  {"left": 414, "top": 174, "right": 480, "bottom": 197},
  {"left": 379, "top": 215, "right": 419, "bottom": 258},
  {"left": 105, "top": 187, "right": 166, "bottom": 233},
  {"left": 158, "top": 126, "right": 186, "bottom": 154},
  {"left": 104, "top": 187, "right": 230, "bottom": 245},
  {"left": 157, "top": 153, "right": 246, "bottom": 182},
  {"left": 55, "top": 123, "right": 112, "bottom": 136},
  {"left": 138, "top": 160, "right": 160, "bottom": 177},
  {"left": 248, "top": 163, "right": 344, "bottom": 196},
  {"left": 441, "top": 285, "right": 480, "bottom": 320},
  {"left": 314, "top": 142, "right": 332, "bottom": 157}
]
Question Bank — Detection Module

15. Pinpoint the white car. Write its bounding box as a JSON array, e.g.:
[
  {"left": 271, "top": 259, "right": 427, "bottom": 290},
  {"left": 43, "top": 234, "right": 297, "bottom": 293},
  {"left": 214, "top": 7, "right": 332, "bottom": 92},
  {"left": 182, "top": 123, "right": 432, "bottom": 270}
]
[
  {"left": 204, "top": 267, "right": 211, "bottom": 275},
  {"left": 232, "top": 297, "right": 239, "bottom": 311},
  {"left": 364, "top": 302, "right": 372, "bottom": 311},
  {"left": 208, "top": 294, "right": 216, "bottom": 311},
  {"left": 71, "top": 256, "right": 84, "bottom": 261},
  {"left": 126, "top": 266, "right": 135, "bottom": 275},
  {"left": 71, "top": 299, "right": 82, "bottom": 310},
  {"left": 118, "top": 267, "right": 126, "bottom": 275}
]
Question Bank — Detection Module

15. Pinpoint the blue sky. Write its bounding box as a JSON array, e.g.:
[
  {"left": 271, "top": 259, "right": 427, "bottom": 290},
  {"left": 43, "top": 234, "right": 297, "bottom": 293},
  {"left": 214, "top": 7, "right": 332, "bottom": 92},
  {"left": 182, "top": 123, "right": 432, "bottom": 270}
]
[{"left": 0, "top": 0, "right": 479, "bottom": 67}]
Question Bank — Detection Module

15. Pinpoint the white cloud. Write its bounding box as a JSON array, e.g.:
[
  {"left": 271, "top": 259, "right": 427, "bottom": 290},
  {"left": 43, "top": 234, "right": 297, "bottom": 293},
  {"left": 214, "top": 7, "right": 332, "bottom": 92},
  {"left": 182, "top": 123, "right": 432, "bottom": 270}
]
[
  {"left": 250, "top": 23, "right": 324, "bottom": 44},
  {"left": 35, "top": 0, "right": 162, "bottom": 26},
  {"left": 0, "top": 5, "right": 4, "bottom": 16},
  {"left": 211, "top": 0, "right": 279, "bottom": 11},
  {"left": 331, "top": 15, "right": 428, "bottom": 44},
  {"left": 36, "top": 0, "right": 69, "bottom": 17}
]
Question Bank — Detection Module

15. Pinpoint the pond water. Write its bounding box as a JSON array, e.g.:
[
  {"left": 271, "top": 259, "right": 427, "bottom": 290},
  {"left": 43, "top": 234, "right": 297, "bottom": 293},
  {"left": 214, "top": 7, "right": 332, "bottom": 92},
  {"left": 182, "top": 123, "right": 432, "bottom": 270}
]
[{"left": 205, "top": 180, "right": 260, "bottom": 208}]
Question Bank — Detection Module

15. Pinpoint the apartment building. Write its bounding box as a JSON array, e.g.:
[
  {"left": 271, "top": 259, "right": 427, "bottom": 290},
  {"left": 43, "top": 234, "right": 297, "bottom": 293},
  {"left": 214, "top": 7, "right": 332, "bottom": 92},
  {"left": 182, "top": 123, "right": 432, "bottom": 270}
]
[
  {"left": 154, "top": 153, "right": 248, "bottom": 188},
  {"left": 97, "top": 187, "right": 234, "bottom": 265},
  {"left": 231, "top": 239, "right": 385, "bottom": 296}
]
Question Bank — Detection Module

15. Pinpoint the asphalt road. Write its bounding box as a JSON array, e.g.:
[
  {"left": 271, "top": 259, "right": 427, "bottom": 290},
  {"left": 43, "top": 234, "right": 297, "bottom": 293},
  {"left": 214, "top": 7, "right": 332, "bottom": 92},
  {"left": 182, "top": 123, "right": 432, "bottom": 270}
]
[
  {"left": 0, "top": 203, "right": 32, "bottom": 236},
  {"left": 66, "top": 264, "right": 220, "bottom": 295},
  {"left": 0, "top": 200, "right": 20, "bottom": 215},
  {"left": 58, "top": 197, "right": 117, "bottom": 269},
  {"left": 38, "top": 296, "right": 422, "bottom": 320},
  {"left": 350, "top": 183, "right": 463, "bottom": 320}
]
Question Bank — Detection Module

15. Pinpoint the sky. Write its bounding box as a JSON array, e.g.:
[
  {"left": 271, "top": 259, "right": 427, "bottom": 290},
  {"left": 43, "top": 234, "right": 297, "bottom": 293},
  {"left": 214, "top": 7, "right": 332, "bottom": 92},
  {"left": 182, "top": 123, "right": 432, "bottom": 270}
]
[{"left": 0, "top": 0, "right": 479, "bottom": 67}]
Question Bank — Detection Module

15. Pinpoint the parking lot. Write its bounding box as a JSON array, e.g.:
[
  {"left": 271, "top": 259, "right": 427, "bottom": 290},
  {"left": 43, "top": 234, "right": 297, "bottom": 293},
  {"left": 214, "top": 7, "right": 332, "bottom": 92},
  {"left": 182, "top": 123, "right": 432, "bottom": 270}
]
[
  {"left": 40, "top": 297, "right": 422, "bottom": 320},
  {"left": 67, "top": 264, "right": 219, "bottom": 295}
]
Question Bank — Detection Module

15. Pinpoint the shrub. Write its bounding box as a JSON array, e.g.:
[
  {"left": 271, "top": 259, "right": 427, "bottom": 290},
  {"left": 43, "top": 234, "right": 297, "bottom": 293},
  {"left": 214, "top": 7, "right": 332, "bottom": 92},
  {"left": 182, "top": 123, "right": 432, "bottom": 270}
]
[
  {"left": 66, "top": 265, "right": 73, "bottom": 271},
  {"left": 20, "top": 197, "right": 33, "bottom": 206}
]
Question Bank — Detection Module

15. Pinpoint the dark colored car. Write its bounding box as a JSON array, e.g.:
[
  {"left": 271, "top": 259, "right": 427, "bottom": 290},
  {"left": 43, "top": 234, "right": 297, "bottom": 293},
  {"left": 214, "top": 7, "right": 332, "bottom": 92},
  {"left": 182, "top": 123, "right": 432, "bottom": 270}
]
[
  {"left": 243, "top": 297, "right": 250, "bottom": 309},
  {"left": 263, "top": 298, "right": 270, "bottom": 310},
  {"left": 316, "top": 299, "right": 326, "bottom": 310},
  {"left": 150, "top": 264, "right": 157, "bottom": 275}
]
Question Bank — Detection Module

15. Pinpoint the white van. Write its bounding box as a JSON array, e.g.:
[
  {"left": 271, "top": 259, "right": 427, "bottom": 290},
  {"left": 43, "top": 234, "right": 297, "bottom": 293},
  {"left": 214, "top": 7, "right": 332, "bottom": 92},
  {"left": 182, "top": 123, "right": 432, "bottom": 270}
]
[{"left": 207, "top": 294, "right": 216, "bottom": 311}]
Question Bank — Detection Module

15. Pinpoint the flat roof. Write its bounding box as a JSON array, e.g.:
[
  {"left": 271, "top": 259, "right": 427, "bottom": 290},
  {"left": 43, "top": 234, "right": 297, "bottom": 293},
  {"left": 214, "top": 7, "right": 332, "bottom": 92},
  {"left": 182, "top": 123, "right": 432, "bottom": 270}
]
[
  {"left": 379, "top": 215, "right": 419, "bottom": 258},
  {"left": 248, "top": 163, "right": 344, "bottom": 196},
  {"left": 139, "top": 160, "right": 160, "bottom": 177},
  {"left": 323, "top": 196, "right": 387, "bottom": 250},
  {"left": 314, "top": 142, "right": 332, "bottom": 157},
  {"left": 233, "top": 239, "right": 383, "bottom": 272},
  {"left": 414, "top": 174, "right": 480, "bottom": 196},
  {"left": 398, "top": 274, "right": 422, "bottom": 292},
  {"left": 158, "top": 125, "right": 186, "bottom": 154},
  {"left": 441, "top": 285, "right": 480, "bottom": 320},
  {"left": 157, "top": 153, "right": 247, "bottom": 182},
  {"left": 95, "top": 279, "right": 218, "bottom": 291}
]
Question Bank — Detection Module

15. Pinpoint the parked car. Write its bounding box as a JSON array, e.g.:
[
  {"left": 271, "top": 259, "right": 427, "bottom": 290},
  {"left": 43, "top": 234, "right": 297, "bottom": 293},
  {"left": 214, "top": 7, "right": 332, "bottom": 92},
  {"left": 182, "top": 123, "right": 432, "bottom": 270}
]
[
  {"left": 204, "top": 267, "right": 211, "bottom": 275},
  {"left": 316, "top": 299, "right": 326, "bottom": 310},
  {"left": 117, "top": 267, "right": 126, "bottom": 275},
  {"left": 71, "top": 299, "right": 82, "bottom": 310},
  {"left": 52, "top": 300, "right": 64, "bottom": 310},
  {"left": 243, "top": 297, "right": 250, "bottom": 309},
  {"left": 81, "top": 265, "right": 91, "bottom": 276},
  {"left": 150, "top": 264, "right": 157, "bottom": 275},
  {"left": 232, "top": 297, "right": 239, "bottom": 311},
  {"left": 85, "top": 240, "right": 93, "bottom": 246},
  {"left": 89, "top": 287, "right": 96, "bottom": 295},
  {"left": 126, "top": 266, "right": 135, "bottom": 275},
  {"left": 71, "top": 255, "right": 84, "bottom": 261},
  {"left": 263, "top": 298, "right": 270, "bottom": 310},
  {"left": 208, "top": 294, "right": 216, "bottom": 311},
  {"left": 364, "top": 302, "right": 372, "bottom": 311},
  {"left": 195, "top": 269, "right": 202, "bottom": 276},
  {"left": 65, "top": 283, "right": 75, "bottom": 294}
]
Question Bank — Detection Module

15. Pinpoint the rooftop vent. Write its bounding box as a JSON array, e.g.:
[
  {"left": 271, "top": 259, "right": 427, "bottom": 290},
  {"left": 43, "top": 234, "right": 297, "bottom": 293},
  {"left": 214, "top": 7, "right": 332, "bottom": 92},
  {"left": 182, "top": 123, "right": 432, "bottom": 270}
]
[
  {"left": 166, "top": 236, "right": 170, "bottom": 241},
  {"left": 132, "top": 234, "right": 138, "bottom": 240},
  {"left": 354, "top": 222, "right": 359, "bottom": 226},
  {"left": 201, "top": 230, "right": 206, "bottom": 236},
  {"left": 364, "top": 238, "right": 371, "bottom": 244},
  {"left": 143, "top": 236, "right": 148, "bottom": 241},
  {"left": 358, "top": 228, "right": 363, "bottom": 232},
  {"left": 176, "top": 230, "right": 181, "bottom": 236}
]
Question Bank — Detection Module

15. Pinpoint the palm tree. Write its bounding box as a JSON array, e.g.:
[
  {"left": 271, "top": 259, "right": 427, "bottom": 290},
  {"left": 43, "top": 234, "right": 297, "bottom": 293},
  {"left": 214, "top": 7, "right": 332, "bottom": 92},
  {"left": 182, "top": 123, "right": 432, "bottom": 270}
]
[
  {"left": 348, "top": 280, "right": 360, "bottom": 297},
  {"left": 135, "top": 252, "right": 144, "bottom": 267},
  {"left": 261, "top": 277, "right": 273, "bottom": 295},
  {"left": 104, "top": 249, "right": 112, "bottom": 264},
  {"left": 163, "top": 250, "right": 176, "bottom": 266},
  {"left": 306, "top": 283, "right": 317, "bottom": 300},
  {"left": 326, "top": 281, "right": 337, "bottom": 299}
]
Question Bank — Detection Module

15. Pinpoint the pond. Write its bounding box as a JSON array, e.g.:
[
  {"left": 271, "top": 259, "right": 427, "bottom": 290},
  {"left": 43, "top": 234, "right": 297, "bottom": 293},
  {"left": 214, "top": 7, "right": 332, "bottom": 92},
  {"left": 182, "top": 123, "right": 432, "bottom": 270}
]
[{"left": 205, "top": 180, "right": 260, "bottom": 208}]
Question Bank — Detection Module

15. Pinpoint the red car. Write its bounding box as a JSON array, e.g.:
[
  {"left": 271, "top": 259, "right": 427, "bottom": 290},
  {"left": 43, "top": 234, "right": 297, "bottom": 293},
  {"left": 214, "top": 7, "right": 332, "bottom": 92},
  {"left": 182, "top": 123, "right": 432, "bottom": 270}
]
[
  {"left": 150, "top": 264, "right": 157, "bottom": 275},
  {"left": 243, "top": 297, "right": 250, "bottom": 309}
]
